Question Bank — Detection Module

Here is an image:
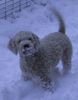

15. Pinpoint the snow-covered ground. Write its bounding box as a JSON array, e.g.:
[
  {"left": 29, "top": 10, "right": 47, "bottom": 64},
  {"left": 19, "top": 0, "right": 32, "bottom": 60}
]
[{"left": 0, "top": 0, "right": 78, "bottom": 100}]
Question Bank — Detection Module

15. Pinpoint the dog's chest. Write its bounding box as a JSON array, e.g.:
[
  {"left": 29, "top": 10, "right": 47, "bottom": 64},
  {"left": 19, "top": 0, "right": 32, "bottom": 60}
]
[{"left": 25, "top": 55, "right": 47, "bottom": 76}]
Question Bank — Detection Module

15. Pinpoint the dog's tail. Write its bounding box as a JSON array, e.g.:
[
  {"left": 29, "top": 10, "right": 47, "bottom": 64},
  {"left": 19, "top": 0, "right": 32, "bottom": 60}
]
[
  {"left": 52, "top": 7, "right": 65, "bottom": 34},
  {"left": 47, "top": 4, "right": 65, "bottom": 34}
]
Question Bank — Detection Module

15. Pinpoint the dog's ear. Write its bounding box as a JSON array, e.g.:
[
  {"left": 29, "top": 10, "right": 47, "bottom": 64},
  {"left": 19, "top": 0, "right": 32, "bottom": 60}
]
[
  {"left": 32, "top": 34, "right": 40, "bottom": 50},
  {"left": 8, "top": 38, "right": 18, "bottom": 55}
]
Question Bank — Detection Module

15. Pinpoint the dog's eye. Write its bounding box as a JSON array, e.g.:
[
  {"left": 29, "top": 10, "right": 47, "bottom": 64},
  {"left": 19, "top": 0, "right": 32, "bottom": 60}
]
[
  {"left": 18, "top": 40, "right": 21, "bottom": 43},
  {"left": 28, "top": 38, "right": 32, "bottom": 41}
]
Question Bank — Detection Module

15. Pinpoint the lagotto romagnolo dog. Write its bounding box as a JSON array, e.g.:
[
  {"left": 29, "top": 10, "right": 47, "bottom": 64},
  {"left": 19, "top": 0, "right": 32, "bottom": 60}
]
[{"left": 8, "top": 7, "right": 72, "bottom": 91}]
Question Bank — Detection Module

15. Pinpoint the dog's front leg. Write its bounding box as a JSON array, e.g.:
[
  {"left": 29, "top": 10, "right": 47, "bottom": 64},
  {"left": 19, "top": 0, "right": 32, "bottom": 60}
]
[{"left": 38, "top": 71, "right": 55, "bottom": 92}]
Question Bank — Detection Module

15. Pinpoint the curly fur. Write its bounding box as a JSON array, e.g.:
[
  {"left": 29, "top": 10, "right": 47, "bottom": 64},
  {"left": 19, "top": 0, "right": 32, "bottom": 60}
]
[{"left": 8, "top": 7, "right": 72, "bottom": 91}]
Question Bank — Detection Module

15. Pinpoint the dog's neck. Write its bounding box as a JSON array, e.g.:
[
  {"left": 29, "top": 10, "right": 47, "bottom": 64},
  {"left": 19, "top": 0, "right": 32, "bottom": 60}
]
[{"left": 23, "top": 47, "right": 46, "bottom": 69}]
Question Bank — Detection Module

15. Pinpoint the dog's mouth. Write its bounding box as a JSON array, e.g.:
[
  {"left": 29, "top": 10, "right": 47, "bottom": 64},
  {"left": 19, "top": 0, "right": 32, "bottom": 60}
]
[{"left": 22, "top": 46, "right": 36, "bottom": 56}]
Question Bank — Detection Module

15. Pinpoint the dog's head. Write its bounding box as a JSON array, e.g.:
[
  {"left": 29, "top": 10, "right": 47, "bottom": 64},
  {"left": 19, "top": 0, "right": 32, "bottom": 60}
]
[{"left": 8, "top": 31, "right": 40, "bottom": 57}]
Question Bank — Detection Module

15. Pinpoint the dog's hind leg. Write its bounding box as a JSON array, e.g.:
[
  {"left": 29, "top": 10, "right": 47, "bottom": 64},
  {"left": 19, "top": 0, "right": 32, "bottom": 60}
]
[{"left": 62, "top": 46, "right": 72, "bottom": 75}]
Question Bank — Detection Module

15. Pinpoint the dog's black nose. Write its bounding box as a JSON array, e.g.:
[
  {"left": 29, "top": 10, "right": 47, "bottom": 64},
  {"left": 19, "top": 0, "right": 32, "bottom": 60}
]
[{"left": 23, "top": 44, "right": 30, "bottom": 48}]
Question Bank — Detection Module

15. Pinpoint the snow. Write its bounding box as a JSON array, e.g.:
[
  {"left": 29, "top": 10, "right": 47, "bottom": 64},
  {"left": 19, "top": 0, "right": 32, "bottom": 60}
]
[{"left": 0, "top": 0, "right": 78, "bottom": 100}]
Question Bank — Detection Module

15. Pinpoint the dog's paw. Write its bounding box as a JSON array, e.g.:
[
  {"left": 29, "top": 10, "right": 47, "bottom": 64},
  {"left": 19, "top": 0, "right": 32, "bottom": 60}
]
[
  {"left": 21, "top": 73, "right": 32, "bottom": 81},
  {"left": 54, "top": 67, "right": 62, "bottom": 76},
  {"left": 41, "top": 81, "right": 56, "bottom": 93},
  {"left": 62, "top": 69, "right": 72, "bottom": 76}
]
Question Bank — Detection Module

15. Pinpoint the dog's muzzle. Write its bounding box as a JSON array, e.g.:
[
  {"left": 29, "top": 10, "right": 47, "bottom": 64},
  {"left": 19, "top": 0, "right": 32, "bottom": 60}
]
[{"left": 22, "top": 43, "right": 36, "bottom": 56}]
